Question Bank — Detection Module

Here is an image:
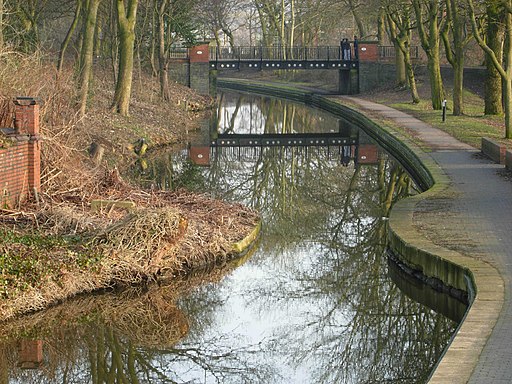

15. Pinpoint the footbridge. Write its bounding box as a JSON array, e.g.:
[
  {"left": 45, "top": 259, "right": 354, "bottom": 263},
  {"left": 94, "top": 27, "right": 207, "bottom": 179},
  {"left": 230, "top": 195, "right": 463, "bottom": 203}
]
[
  {"left": 211, "top": 132, "right": 357, "bottom": 147},
  {"left": 208, "top": 46, "right": 358, "bottom": 72},
  {"left": 171, "top": 43, "right": 370, "bottom": 95},
  {"left": 170, "top": 42, "right": 416, "bottom": 96}
]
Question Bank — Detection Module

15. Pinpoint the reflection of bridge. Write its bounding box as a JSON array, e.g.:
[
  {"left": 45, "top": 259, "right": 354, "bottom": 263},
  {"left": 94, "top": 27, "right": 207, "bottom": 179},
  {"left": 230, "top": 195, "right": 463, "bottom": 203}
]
[
  {"left": 190, "top": 133, "right": 380, "bottom": 167},
  {"left": 211, "top": 133, "right": 357, "bottom": 147}
]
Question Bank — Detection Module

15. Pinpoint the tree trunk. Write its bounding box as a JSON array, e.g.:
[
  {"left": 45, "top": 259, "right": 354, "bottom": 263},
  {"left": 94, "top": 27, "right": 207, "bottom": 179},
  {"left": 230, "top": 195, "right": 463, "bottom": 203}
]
[
  {"left": 505, "top": 76, "right": 512, "bottom": 138},
  {"left": 412, "top": 0, "right": 445, "bottom": 110},
  {"left": 468, "top": 0, "right": 512, "bottom": 138},
  {"left": 58, "top": 0, "right": 82, "bottom": 72},
  {"left": 505, "top": 10, "right": 512, "bottom": 138},
  {"left": 111, "top": 0, "right": 138, "bottom": 116},
  {"left": 289, "top": 0, "right": 295, "bottom": 46},
  {"left": 149, "top": 0, "right": 157, "bottom": 77},
  {"left": 378, "top": 8, "right": 387, "bottom": 44},
  {"left": 400, "top": 42, "right": 420, "bottom": 103},
  {"left": 78, "top": 0, "right": 101, "bottom": 117},
  {"left": 0, "top": 0, "right": 4, "bottom": 50},
  {"left": 452, "top": 57, "right": 464, "bottom": 115},
  {"left": 485, "top": 2, "right": 504, "bottom": 115},
  {"left": 347, "top": 0, "right": 366, "bottom": 37},
  {"left": 427, "top": 52, "right": 444, "bottom": 110},
  {"left": 158, "top": 0, "right": 169, "bottom": 100},
  {"left": 394, "top": 43, "right": 406, "bottom": 87},
  {"left": 445, "top": 0, "right": 466, "bottom": 116},
  {"left": 386, "top": 12, "right": 411, "bottom": 90}
]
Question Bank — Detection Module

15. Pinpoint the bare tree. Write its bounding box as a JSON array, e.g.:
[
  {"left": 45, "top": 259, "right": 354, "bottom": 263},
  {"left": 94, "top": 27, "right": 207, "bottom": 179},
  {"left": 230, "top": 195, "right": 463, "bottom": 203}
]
[
  {"left": 78, "top": 0, "right": 101, "bottom": 117},
  {"left": 484, "top": 1, "right": 504, "bottom": 115},
  {"left": 111, "top": 0, "right": 139, "bottom": 116},
  {"left": 0, "top": 0, "right": 4, "bottom": 50},
  {"left": 412, "top": 0, "right": 447, "bottom": 110},
  {"left": 58, "top": 0, "right": 82, "bottom": 72},
  {"left": 468, "top": 0, "right": 512, "bottom": 138},
  {"left": 442, "top": 0, "right": 473, "bottom": 115},
  {"left": 384, "top": 0, "right": 420, "bottom": 103}
]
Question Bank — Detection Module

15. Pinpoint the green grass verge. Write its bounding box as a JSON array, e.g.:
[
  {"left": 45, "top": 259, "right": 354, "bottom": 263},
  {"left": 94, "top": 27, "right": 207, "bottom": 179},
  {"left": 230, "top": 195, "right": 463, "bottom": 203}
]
[{"left": 388, "top": 89, "right": 506, "bottom": 149}]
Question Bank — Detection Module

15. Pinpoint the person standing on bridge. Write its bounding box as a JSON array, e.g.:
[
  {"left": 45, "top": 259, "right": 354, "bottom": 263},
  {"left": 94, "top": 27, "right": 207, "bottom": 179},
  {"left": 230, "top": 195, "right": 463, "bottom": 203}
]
[
  {"left": 341, "top": 38, "right": 351, "bottom": 61},
  {"left": 353, "top": 36, "right": 359, "bottom": 60}
]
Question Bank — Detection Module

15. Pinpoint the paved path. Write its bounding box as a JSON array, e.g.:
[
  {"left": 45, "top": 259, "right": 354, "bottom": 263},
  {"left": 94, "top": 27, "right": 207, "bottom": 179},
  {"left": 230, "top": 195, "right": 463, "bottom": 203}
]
[{"left": 344, "top": 97, "right": 512, "bottom": 383}]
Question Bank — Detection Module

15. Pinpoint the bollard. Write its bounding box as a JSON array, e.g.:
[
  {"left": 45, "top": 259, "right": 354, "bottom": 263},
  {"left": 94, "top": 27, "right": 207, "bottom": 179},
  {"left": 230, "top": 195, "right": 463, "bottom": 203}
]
[{"left": 442, "top": 99, "right": 447, "bottom": 122}]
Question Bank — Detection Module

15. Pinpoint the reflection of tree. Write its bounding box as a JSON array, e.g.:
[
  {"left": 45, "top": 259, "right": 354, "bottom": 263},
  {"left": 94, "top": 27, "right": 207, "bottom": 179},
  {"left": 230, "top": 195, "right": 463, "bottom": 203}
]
[
  {"left": 128, "top": 150, "right": 207, "bottom": 192},
  {"left": 67, "top": 91, "right": 461, "bottom": 383},
  {"left": 0, "top": 260, "right": 272, "bottom": 384},
  {"left": 216, "top": 92, "right": 341, "bottom": 136},
  {"left": 234, "top": 158, "right": 455, "bottom": 384}
]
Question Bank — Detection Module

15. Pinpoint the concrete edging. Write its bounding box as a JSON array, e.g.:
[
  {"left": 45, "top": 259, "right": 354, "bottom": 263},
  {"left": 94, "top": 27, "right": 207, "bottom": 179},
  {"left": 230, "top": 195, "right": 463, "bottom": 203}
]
[
  {"left": 231, "top": 221, "right": 262, "bottom": 254},
  {"left": 482, "top": 137, "right": 506, "bottom": 165},
  {"left": 217, "top": 78, "right": 504, "bottom": 383}
]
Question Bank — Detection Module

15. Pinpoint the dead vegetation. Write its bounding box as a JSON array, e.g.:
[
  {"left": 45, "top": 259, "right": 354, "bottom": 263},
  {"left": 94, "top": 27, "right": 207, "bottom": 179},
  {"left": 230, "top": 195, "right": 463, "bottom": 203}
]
[{"left": 0, "top": 50, "right": 259, "bottom": 322}]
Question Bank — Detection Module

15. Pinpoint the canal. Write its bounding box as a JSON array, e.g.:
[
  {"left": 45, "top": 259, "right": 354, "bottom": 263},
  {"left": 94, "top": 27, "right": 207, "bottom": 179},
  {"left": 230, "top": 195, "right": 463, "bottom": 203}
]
[{"left": 1, "top": 91, "right": 465, "bottom": 383}]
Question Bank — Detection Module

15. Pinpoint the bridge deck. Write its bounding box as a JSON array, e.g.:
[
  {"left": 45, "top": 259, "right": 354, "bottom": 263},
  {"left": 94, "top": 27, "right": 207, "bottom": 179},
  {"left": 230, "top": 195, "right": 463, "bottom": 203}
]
[
  {"left": 167, "top": 46, "right": 358, "bottom": 70},
  {"left": 210, "top": 46, "right": 358, "bottom": 70}
]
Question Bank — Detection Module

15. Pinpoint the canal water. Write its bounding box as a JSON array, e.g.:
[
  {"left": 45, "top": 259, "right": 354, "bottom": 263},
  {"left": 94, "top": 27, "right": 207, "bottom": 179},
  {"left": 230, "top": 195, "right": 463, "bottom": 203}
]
[{"left": 1, "top": 92, "right": 465, "bottom": 383}]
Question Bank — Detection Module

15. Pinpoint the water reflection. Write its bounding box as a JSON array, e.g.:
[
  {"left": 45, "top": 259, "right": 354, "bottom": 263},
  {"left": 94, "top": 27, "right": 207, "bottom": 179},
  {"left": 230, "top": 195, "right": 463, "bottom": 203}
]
[
  {"left": 2, "top": 91, "right": 464, "bottom": 383},
  {"left": 0, "top": 258, "right": 271, "bottom": 383}
]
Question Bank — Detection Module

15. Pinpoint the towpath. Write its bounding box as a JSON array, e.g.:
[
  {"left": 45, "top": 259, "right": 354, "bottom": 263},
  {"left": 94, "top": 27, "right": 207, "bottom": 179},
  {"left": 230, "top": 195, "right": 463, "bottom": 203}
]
[{"left": 342, "top": 97, "right": 512, "bottom": 384}]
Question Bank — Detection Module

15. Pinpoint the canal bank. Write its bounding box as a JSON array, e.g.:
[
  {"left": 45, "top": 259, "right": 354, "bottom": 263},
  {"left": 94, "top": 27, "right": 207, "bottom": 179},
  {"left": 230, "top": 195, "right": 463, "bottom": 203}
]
[{"left": 218, "top": 78, "right": 505, "bottom": 383}]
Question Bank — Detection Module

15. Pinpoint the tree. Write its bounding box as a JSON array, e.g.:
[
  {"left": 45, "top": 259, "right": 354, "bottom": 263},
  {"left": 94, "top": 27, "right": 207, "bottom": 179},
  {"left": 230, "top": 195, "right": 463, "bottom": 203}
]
[
  {"left": 78, "top": 0, "right": 101, "bottom": 117},
  {"left": 484, "top": 1, "right": 504, "bottom": 115},
  {"left": 152, "top": 0, "right": 197, "bottom": 100},
  {"left": 384, "top": 0, "right": 420, "bottom": 103},
  {"left": 199, "top": 0, "right": 243, "bottom": 49},
  {"left": 0, "top": 0, "right": 4, "bottom": 50},
  {"left": 57, "top": 0, "right": 82, "bottom": 72},
  {"left": 468, "top": 0, "right": 512, "bottom": 138},
  {"left": 442, "top": 0, "right": 473, "bottom": 115},
  {"left": 111, "top": 0, "right": 139, "bottom": 116},
  {"left": 341, "top": 0, "right": 367, "bottom": 38},
  {"left": 412, "top": 0, "right": 447, "bottom": 110}
]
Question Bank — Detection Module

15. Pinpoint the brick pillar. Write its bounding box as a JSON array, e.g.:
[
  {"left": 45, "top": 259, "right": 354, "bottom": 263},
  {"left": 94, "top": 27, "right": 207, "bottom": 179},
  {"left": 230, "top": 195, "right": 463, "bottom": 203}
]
[
  {"left": 13, "top": 97, "right": 41, "bottom": 195},
  {"left": 189, "top": 44, "right": 210, "bottom": 64},
  {"left": 357, "top": 41, "right": 379, "bottom": 62}
]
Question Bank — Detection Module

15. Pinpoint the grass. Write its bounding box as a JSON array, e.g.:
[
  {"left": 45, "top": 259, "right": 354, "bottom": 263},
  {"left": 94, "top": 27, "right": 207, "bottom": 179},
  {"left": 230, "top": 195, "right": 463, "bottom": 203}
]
[
  {"left": 0, "top": 230, "right": 98, "bottom": 300},
  {"left": 386, "top": 89, "right": 507, "bottom": 149}
]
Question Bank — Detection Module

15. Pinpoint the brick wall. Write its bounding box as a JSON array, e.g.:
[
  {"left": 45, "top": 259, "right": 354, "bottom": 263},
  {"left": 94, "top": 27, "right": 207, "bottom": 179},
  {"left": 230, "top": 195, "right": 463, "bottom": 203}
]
[
  {"left": 0, "top": 97, "right": 41, "bottom": 208},
  {"left": 358, "top": 41, "right": 380, "bottom": 62}
]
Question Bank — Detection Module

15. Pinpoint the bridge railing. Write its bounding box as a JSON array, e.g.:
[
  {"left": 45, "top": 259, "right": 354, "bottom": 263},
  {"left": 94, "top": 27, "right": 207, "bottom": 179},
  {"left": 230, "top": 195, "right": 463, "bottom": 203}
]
[
  {"left": 168, "top": 47, "right": 189, "bottom": 59},
  {"left": 210, "top": 46, "right": 346, "bottom": 62},
  {"left": 378, "top": 45, "right": 420, "bottom": 60}
]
